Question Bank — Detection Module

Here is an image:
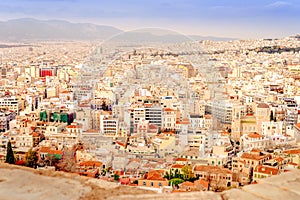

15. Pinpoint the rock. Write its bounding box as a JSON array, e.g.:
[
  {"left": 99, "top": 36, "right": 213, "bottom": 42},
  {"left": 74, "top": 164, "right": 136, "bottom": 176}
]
[{"left": 222, "top": 188, "right": 264, "bottom": 200}]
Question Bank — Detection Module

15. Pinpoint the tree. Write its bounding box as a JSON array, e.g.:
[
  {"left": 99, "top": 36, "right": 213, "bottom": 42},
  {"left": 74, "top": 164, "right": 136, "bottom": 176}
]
[
  {"left": 270, "top": 111, "right": 274, "bottom": 121},
  {"left": 101, "top": 101, "right": 109, "bottom": 111},
  {"left": 25, "top": 149, "right": 38, "bottom": 168},
  {"left": 169, "top": 178, "right": 184, "bottom": 187},
  {"left": 45, "top": 154, "right": 60, "bottom": 167},
  {"left": 57, "top": 156, "right": 76, "bottom": 172},
  {"left": 181, "top": 165, "right": 194, "bottom": 181},
  {"left": 114, "top": 174, "right": 120, "bottom": 181},
  {"left": 5, "top": 141, "right": 15, "bottom": 164},
  {"left": 56, "top": 147, "right": 76, "bottom": 172}
]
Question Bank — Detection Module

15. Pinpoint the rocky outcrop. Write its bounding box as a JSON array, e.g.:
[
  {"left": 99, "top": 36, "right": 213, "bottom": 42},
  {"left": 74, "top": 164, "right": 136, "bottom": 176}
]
[{"left": 0, "top": 163, "right": 299, "bottom": 200}]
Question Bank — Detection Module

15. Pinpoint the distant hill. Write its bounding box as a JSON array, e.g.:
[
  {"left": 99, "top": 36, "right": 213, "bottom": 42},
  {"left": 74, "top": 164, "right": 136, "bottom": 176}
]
[
  {"left": 190, "top": 35, "right": 236, "bottom": 41},
  {"left": 0, "top": 18, "right": 235, "bottom": 42},
  {"left": 0, "top": 18, "right": 123, "bottom": 42}
]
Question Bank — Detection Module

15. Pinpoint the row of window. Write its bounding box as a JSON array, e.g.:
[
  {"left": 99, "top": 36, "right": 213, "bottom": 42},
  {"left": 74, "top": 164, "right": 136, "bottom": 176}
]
[{"left": 142, "top": 182, "right": 163, "bottom": 187}]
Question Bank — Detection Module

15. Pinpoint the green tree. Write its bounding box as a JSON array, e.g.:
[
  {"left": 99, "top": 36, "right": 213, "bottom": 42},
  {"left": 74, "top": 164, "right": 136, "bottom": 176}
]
[
  {"left": 25, "top": 149, "right": 38, "bottom": 168},
  {"left": 169, "top": 178, "right": 184, "bottom": 187},
  {"left": 181, "top": 165, "right": 194, "bottom": 181},
  {"left": 114, "top": 174, "right": 120, "bottom": 181},
  {"left": 270, "top": 111, "right": 274, "bottom": 121},
  {"left": 5, "top": 141, "right": 15, "bottom": 164},
  {"left": 174, "top": 169, "right": 180, "bottom": 178}
]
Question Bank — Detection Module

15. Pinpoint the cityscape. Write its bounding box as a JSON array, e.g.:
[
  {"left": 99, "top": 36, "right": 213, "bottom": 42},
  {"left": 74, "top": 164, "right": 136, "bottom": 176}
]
[{"left": 0, "top": 0, "right": 300, "bottom": 199}]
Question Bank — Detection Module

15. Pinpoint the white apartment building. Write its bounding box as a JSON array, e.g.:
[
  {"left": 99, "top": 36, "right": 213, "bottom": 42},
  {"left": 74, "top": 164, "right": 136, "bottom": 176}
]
[
  {"left": 15, "top": 134, "right": 33, "bottom": 148},
  {"left": 162, "top": 108, "right": 177, "bottom": 130},
  {"left": 240, "top": 133, "right": 270, "bottom": 152},
  {"left": 206, "top": 100, "right": 232, "bottom": 124},
  {"left": 145, "top": 106, "right": 162, "bottom": 128},
  {"left": 189, "top": 115, "right": 205, "bottom": 130},
  {"left": 0, "top": 96, "right": 22, "bottom": 114},
  {"left": 261, "top": 121, "right": 285, "bottom": 137},
  {"left": 100, "top": 116, "right": 118, "bottom": 137}
]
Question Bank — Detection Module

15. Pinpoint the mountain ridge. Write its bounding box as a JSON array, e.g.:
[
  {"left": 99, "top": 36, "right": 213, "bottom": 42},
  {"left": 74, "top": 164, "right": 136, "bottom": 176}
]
[{"left": 0, "top": 18, "right": 236, "bottom": 42}]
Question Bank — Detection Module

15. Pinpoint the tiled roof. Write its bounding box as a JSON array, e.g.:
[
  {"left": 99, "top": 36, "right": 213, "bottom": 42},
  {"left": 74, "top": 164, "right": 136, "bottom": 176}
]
[
  {"left": 193, "top": 165, "right": 232, "bottom": 174},
  {"left": 49, "top": 149, "right": 63, "bottom": 155},
  {"left": 163, "top": 108, "right": 175, "bottom": 112},
  {"left": 194, "top": 179, "right": 209, "bottom": 189},
  {"left": 247, "top": 133, "right": 263, "bottom": 139},
  {"left": 175, "top": 158, "right": 187, "bottom": 162},
  {"left": 241, "top": 152, "right": 270, "bottom": 161},
  {"left": 79, "top": 161, "right": 102, "bottom": 167},
  {"left": 180, "top": 181, "right": 194, "bottom": 187},
  {"left": 257, "top": 103, "right": 269, "bottom": 108},
  {"left": 254, "top": 165, "right": 279, "bottom": 175},
  {"left": 283, "top": 148, "right": 300, "bottom": 155},
  {"left": 274, "top": 157, "right": 284, "bottom": 162},
  {"left": 66, "top": 125, "right": 82, "bottom": 128},
  {"left": 39, "top": 146, "right": 51, "bottom": 153},
  {"left": 147, "top": 172, "right": 167, "bottom": 181},
  {"left": 171, "top": 164, "right": 185, "bottom": 169}
]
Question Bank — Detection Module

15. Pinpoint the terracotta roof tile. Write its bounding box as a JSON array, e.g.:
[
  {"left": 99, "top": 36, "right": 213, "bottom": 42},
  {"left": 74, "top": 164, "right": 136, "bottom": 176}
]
[
  {"left": 79, "top": 161, "right": 103, "bottom": 167},
  {"left": 171, "top": 164, "right": 185, "bottom": 169},
  {"left": 254, "top": 165, "right": 279, "bottom": 175},
  {"left": 284, "top": 148, "right": 300, "bottom": 155}
]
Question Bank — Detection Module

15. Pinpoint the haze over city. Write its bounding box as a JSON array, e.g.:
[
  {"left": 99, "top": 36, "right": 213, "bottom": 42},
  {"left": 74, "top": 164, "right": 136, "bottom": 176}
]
[{"left": 0, "top": 0, "right": 300, "bottom": 38}]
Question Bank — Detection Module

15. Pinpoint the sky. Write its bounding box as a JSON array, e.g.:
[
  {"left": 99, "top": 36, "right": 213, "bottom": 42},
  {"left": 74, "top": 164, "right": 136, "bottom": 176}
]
[{"left": 0, "top": 0, "right": 300, "bottom": 39}]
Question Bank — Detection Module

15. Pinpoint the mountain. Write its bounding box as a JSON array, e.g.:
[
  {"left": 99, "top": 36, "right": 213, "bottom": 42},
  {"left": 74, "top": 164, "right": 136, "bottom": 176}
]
[
  {"left": 0, "top": 18, "right": 123, "bottom": 42},
  {"left": 189, "top": 35, "right": 236, "bottom": 41},
  {"left": 0, "top": 18, "right": 235, "bottom": 42}
]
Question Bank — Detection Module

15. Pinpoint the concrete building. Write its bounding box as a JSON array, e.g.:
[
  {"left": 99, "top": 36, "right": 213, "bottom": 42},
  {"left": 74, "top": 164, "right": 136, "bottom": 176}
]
[{"left": 0, "top": 96, "right": 22, "bottom": 114}]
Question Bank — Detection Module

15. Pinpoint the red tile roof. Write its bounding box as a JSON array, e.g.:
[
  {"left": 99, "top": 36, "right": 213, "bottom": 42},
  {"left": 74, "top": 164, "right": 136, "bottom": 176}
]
[
  {"left": 194, "top": 179, "right": 209, "bottom": 190},
  {"left": 241, "top": 151, "right": 270, "bottom": 161},
  {"left": 193, "top": 165, "right": 232, "bottom": 174},
  {"left": 254, "top": 165, "right": 279, "bottom": 175},
  {"left": 175, "top": 158, "right": 187, "bottom": 162},
  {"left": 66, "top": 125, "right": 82, "bottom": 128},
  {"left": 284, "top": 148, "right": 300, "bottom": 155},
  {"left": 49, "top": 149, "right": 63, "bottom": 155},
  {"left": 287, "top": 162, "right": 297, "bottom": 166},
  {"left": 146, "top": 172, "right": 167, "bottom": 181},
  {"left": 248, "top": 133, "right": 263, "bottom": 139},
  {"left": 274, "top": 157, "right": 284, "bottom": 162},
  {"left": 171, "top": 164, "right": 185, "bottom": 169},
  {"left": 180, "top": 181, "right": 194, "bottom": 187},
  {"left": 39, "top": 146, "right": 51, "bottom": 153},
  {"left": 79, "top": 161, "right": 103, "bottom": 167},
  {"left": 257, "top": 103, "right": 269, "bottom": 108},
  {"left": 164, "top": 108, "right": 175, "bottom": 112}
]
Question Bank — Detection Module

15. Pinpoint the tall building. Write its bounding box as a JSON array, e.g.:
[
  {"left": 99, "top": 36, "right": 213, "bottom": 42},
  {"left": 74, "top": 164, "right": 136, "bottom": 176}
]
[
  {"left": 100, "top": 116, "right": 118, "bottom": 137},
  {"left": 206, "top": 100, "right": 233, "bottom": 124}
]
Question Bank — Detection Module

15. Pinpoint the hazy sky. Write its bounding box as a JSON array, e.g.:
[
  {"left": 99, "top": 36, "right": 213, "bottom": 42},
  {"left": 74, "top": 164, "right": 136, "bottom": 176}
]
[{"left": 0, "top": 0, "right": 299, "bottom": 39}]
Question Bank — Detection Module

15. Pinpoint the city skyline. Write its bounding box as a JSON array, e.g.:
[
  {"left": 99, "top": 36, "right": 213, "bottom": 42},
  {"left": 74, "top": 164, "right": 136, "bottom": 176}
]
[{"left": 0, "top": 0, "right": 299, "bottom": 39}]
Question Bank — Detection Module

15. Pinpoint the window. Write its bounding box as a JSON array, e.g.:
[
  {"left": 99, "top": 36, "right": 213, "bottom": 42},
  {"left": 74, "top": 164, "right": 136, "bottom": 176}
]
[
  {"left": 150, "top": 182, "right": 154, "bottom": 187},
  {"left": 159, "top": 182, "right": 162, "bottom": 187},
  {"left": 143, "top": 182, "right": 146, "bottom": 186}
]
